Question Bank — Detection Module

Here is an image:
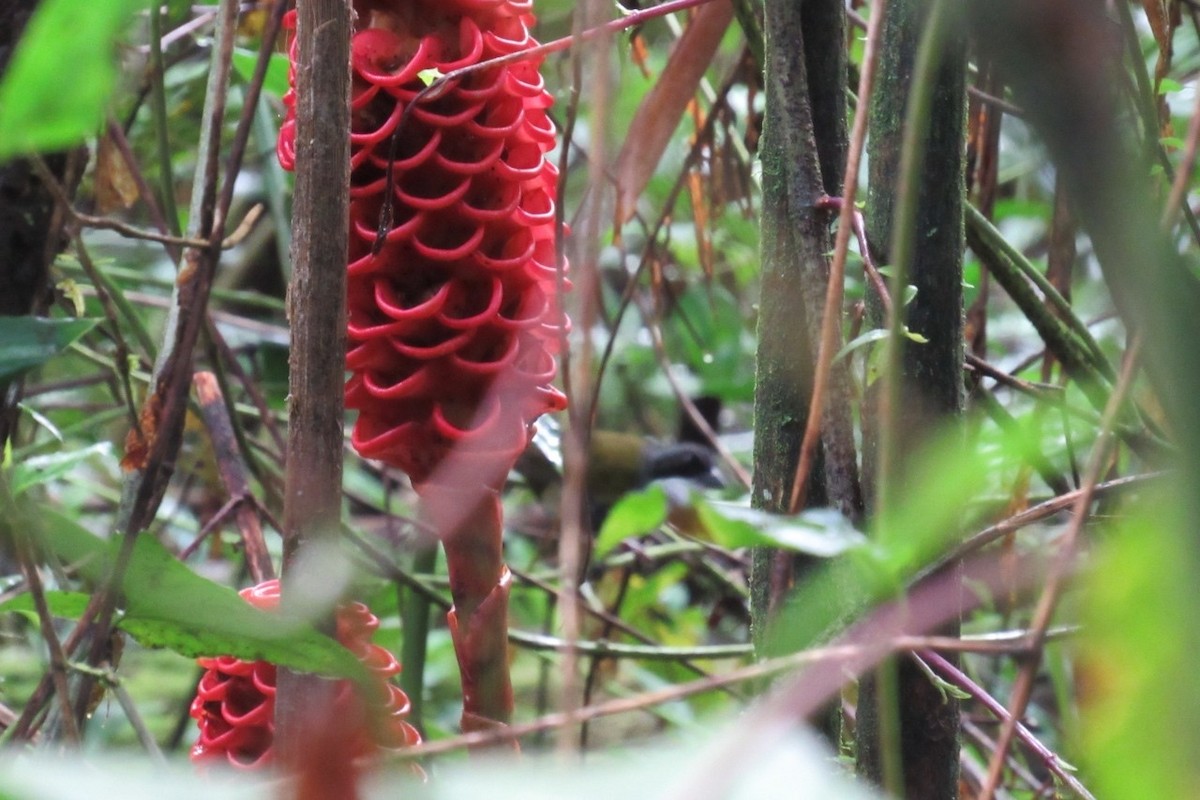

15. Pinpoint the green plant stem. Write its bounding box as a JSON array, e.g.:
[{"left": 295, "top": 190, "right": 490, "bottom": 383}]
[
  {"left": 509, "top": 631, "right": 753, "bottom": 661},
  {"left": 867, "top": 0, "right": 964, "bottom": 796},
  {"left": 965, "top": 204, "right": 1113, "bottom": 386},
  {"left": 70, "top": 239, "right": 157, "bottom": 361},
  {"left": 877, "top": 0, "right": 952, "bottom": 522},
  {"left": 753, "top": 0, "right": 861, "bottom": 656},
  {"left": 56, "top": 260, "right": 287, "bottom": 315},
  {"left": 873, "top": 5, "right": 942, "bottom": 791},
  {"left": 729, "top": 0, "right": 764, "bottom": 68},
  {"left": 400, "top": 543, "right": 438, "bottom": 734},
  {"left": 252, "top": 89, "right": 293, "bottom": 279},
  {"left": 1113, "top": 0, "right": 1200, "bottom": 247},
  {"left": 148, "top": 0, "right": 181, "bottom": 237}
]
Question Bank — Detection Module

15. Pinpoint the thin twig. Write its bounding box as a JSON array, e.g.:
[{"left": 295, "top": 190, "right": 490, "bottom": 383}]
[
  {"left": 110, "top": 673, "right": 166, "bottom": 764},
  {"left": 69, "top": 231, "right": 145, "bottom": 433},
  {"left": 557, "top": 0, "right": 614, "bottom": 752},
  {"left": 399, "top": 639, "right": 878, "bottom": 758},
  {"left": 4, "top": 493, "right": 80, "bottom": 744},
  {"left": 590, "top": 64, "right": 742, "bottom": 428},
  {"left": 192, "top": 371, "right": 275, "bottom": 583},
  {"left": 637, "top": 294, "right": 752, "bottom": 489},
  {"left": 921, "top": 650, "right": 1096, "bottom": 800},
  {"left": 147, "top": 2, "right": 182, "bottom": 238},
  {"left": 1162, "top": 75, "right": 1200, "bottom": 227},
  {"left": 967, "top": 85, "right": 1024, "bottom": 118},
  {"left": 103, "top": 116, "right": 177, "bottom": 251},
  {"left": 978, "top": 337, "right": 1143, "bottom": 800},
  {"left": 935, "top": 471, "right": 1160, "bottom": 570},
  {"left": 27, "top": 158, "right": 256, "bottom": 251}
]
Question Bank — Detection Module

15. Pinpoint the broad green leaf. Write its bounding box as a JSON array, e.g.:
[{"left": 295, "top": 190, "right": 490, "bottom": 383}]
[
  {"left": 765, "top": 419, "right": 1040, "bottom": 654},
  {"left": 0, "top": 317, "right": 99, "bottom": 381},
  {"left": 0, "top": 590, "right": 91, "bottom": 621},
  {"left": 0, "top": 0, "right": 143, "bottom": 158},
  {"left": 694, "top": 501, "right": 865, "bottom": 557},
  {"left": 38, "top": 509, "right": 368, "bottom": 683},
  {"left": 232, "top": 47, "right": 290, "bottom": 99},
  {"left": 1080, "top": 485, "right": 1200, "bottom": 799},
  {"left": 595, "top": 484, "right": 668, "bottom": 557},
  {"left": 9, "top": 442, "right": 112, "bottom": 497}
]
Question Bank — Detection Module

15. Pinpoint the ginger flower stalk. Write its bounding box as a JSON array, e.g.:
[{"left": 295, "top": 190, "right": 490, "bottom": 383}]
[
  {"left": 190, "top": 580, "right": 421, "bottom": 769},
  {"left": 279, "top": 0, "right": 567, "bottom": 736}
]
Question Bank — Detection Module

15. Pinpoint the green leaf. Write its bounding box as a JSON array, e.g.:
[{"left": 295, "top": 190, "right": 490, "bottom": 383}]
[
  {"left": 834, "top": 328, "right": 889, "bottom": 363},
  {"left": 0, "top": 317, "right": 99, "bottom": 381},
  {"left": 694, "top": 501, "right": 865, "bottom": 557},
  {"left": 1158, "top": 77, "right": 1182, "bottom": 95},
  {"left": 9, "top": 442, "right": 112, "bottom": 497},
  {"left": 38, "top": 509, "right": 368, "bottom": 683},
  {"left": 764, "top": 420, "right": 1041, "bottom": 655},
  {"left": 418, "top": 67, "right": 444, "bottom": 86},
  {"left": 1080, "top": 484, "right": 1200, "bottom": 799},
  {"left": 232, "top": 47, "right": 290, "bottom": 99},
  {"left": 0, "top": 590, "right": 91, "bottom": 621},
  {"left": 0, "top": 0, "right": 143, "bottom": 158},
  {"left": 595, "top": 485, "right": 668, "bottom": 557}
]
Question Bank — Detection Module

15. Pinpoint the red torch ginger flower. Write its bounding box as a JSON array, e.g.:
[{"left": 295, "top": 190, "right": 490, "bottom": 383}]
[
  {"left": 278, "top": 0, "right": 567, "bottom": 488},
  {"left": 190, "top": 580, "right": 421, "bottom": 769}
]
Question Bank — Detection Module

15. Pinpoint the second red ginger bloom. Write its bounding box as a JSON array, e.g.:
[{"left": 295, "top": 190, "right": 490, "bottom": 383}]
[
  {"left": 190, "top": 580, "right": 421, "bottom": 769},
  {"left": 279, "top": 0, "right": 567, "bottom": 488}
]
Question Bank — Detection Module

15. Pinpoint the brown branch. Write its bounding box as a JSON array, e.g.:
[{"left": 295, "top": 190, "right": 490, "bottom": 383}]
[
  {"left": 921, "top": 650, "right": 1097, "bottom": 800},
  {"left": 275, "top": 0, "right": 352, "bottom": 774},
  {"left": 192, "top": 371, "right": 275, "bottom": 583}
]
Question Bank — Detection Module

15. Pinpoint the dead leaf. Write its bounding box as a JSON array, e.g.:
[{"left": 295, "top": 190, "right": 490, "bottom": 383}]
[
  {"left": 95, "top": 133, "right": 140, "bottom": 214},
  {"left": 614, "top": 0, "right": 735, "bottom": 224},
  {"left": 120, "top": 392, "right": 162, "bottom": 471}
]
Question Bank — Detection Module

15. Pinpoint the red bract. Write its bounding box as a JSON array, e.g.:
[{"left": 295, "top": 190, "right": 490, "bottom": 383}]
[
  {"left": 278, "top": 0, "right": 567, "bottom": 488},
  {"left": 190, "top": 580, "right": 421, "bottom": 769}
]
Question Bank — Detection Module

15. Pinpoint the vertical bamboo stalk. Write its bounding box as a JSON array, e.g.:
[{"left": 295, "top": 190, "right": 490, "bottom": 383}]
[
  {"left": 751, "top": 0, "right": 858, "bottom": 640},
  {"left": 857, "top": 0, "right": 966, "bottom": 796}
]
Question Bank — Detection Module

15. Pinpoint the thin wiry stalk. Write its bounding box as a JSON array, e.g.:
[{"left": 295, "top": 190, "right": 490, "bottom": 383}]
[
  {"left": 148, "top": 1, "right": 181, "bottom": 237},
  {"left": 921, "top": 650, "right": 1097, "bottom": 800},
  {"left": 557, "top": 0, "right": 612, "bottom": 752},
  {"left": 50, "top": 0, "right": 242, "bottom": 737},
  {"left": 979, "top": 338, "right": 1143, "bottom": 799}
]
